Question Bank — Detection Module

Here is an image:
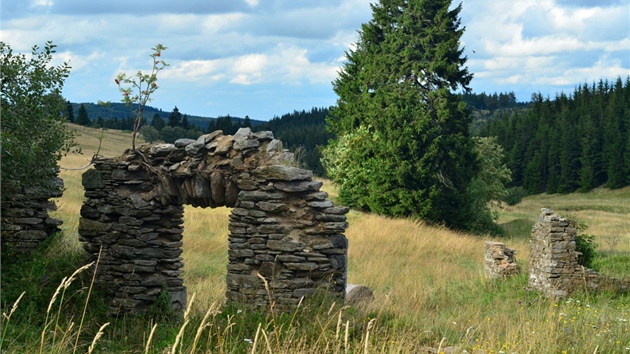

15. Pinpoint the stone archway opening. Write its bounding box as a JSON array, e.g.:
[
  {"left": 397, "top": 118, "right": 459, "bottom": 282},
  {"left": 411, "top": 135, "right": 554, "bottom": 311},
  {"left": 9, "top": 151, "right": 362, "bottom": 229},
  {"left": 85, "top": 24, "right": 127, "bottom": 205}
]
[
  {"left": 180, "top": 205, "right": 231, "bottom": 309},
  {"left": 78, "top": 128, "right": 349, "bottom": 315}
]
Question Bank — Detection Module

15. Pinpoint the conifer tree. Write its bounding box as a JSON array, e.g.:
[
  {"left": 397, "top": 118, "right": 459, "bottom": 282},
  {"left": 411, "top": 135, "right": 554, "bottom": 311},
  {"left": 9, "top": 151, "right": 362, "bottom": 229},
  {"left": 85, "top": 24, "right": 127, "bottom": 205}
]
[
  {"left": 323, "top": 0, "right": 478, "bottom": 229},
  {"left": 151, "top": 113, "right": 166, "bottom": 131},
  {"left": 65, "top": 100, "right": 74, "bottom": 123},
  {"left": 76, "top": 103, "right": 90, "bottom": 126},
  {"left": 167, "top": 106, "right": 181, "bottom": 127}
]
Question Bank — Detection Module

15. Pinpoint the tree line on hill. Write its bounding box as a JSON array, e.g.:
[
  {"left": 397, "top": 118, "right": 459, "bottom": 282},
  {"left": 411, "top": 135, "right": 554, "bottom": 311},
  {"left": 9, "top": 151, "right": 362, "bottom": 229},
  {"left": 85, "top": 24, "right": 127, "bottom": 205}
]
[
  {"left": 482, "top": 77, "right": 630, "bottom": 194},
  {"left": 67, "top": 103, "right": 255, "bottom": 144}
]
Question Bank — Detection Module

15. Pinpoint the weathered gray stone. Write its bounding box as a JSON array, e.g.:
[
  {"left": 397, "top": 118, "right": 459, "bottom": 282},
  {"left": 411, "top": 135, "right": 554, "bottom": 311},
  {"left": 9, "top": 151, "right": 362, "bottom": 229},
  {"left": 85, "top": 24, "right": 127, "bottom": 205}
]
[
  {"left": 252, "top": 165, "right": 313, "bottom": 181},
  {"left": 174, "top": 138, "right": 196, "bottom": 148},
  {"left": 185, "top": 141, "right": 205, "bottom": 155},
  {"left": 82, "top": 169, "right": 104, "bottom": 189},
  {"left": 256, "top": 201, "right": 289, "bottom": 213},
  {"left": 267, "top": 240, "right": 302, "bottom": 252},
  {"left": 273, "top": 180, "right": 323, "bottom": 193},
  {"left": 345, "top": 284, "right": 374, "bottom": 306},
  {"left": 253, "top": 131, "right": 274, "bottom": 141},
  {"left": 149, "top": 143, "right": 177, "bottom": 156},
  {"left": 484, "top": 241, "right": 520, "bottom": 279},
  {"left": 129, "top": 194, "right": 150, "bottom": 209},
  {"left": 197, "top": 130, "right": 222, "bottom": 144},
  {"left": 233, "top": 139, "right": 260, "bottom": 151}
]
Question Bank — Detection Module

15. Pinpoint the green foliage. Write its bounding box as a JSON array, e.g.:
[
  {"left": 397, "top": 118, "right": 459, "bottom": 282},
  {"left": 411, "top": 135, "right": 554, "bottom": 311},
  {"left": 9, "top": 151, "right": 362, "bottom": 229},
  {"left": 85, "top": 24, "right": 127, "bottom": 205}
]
[
  {"left": 324, "top": 0, "right": 479, "bottom": 230},
  {"left": 76, "top": 103, "right": 90, "bottom": 126},
  {"left": 115, "top": 44, "right": 168, "bottom": 149},
  {"left": 0, "top": 41, "right": 76, "bottom": 194},
  {"left": 465, "top": 136, "right": 512, "bottom": 234},
  {"left": 502, "top": 186, "right": 527, "bottom": 206},
  {"left": 159, "top": 125, "right": 202, "bottom": 143},
  {"left": 575, "top": 233, "right": 598, "bottom": 269},
  {"left": 167, "top": 106, "right": 181, "bottom": 127},
  {"left": 574, "top": 221, "right": 599, "bottom": 269},
  {"left": 139, "top": 125, "right": 161, "bottom": 143},
  {"left": 64, "top": 100, "right": 74, "bottom": 123},
  {"left": 321, "top": 125, "right": 381, "bottom": 211},
  {"left": 151, "top": 113, "right": 166, "bottom": 130}
]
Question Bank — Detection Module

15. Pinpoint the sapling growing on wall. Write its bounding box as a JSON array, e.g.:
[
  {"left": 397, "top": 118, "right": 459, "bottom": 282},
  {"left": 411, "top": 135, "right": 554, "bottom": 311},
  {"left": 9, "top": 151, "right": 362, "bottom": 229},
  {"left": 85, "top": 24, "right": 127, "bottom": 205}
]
[{"left": 115, "top": 44, "right": 168, "bottom": 150}]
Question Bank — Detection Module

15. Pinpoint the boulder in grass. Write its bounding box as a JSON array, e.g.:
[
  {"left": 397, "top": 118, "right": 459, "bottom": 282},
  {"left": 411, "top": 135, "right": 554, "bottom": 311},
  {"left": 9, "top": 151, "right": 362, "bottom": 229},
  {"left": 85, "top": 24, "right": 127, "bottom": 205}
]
[{"left": 345, "top": 284, "right": 374, "bottom": 306}]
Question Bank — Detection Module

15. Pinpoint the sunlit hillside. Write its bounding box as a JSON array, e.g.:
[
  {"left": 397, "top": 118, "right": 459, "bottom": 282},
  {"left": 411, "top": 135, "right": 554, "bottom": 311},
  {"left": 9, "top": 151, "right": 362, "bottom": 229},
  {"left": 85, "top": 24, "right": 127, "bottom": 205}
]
[{"left": 3, "top": 124, "right": 627, "bottom": 353}]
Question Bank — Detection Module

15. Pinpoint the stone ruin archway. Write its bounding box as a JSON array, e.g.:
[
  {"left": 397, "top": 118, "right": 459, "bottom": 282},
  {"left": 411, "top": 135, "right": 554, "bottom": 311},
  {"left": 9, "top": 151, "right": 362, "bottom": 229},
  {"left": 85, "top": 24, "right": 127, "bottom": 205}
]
[{"left": 78, "top": 128, "right": 349, "bottom": 314}]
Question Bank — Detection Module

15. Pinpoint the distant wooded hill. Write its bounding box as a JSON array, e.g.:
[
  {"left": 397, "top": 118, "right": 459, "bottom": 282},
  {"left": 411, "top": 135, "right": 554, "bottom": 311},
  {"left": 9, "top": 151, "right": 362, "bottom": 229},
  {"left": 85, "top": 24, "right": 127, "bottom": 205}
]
[{"left": 70, "top": 102, "right": 263, "bottom": 130}]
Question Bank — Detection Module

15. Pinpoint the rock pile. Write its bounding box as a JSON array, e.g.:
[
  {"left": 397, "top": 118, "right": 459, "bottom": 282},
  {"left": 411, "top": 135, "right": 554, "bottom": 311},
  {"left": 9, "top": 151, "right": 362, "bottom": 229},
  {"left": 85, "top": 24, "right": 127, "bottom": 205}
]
[
  {"left": 1, "top": 178, "right": 64, "bottom": 252},
  {"left": 79, "top": 128, "right": 349, "bottom": 314}
]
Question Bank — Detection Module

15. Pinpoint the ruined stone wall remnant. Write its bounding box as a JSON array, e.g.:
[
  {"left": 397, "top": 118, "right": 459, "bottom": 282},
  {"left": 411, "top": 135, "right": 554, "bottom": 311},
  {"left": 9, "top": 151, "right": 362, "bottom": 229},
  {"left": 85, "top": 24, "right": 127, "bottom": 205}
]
[
  {"left": 484, "top": 241, "right": 519, "bottom": 279},
  {"left": 1, "top": 178, "right": 64, "bottom": 252},
  {"left": 78, "top": 128, "right": 349, "bottom": 314},
  {"left": 529, "top": 208, "right": 629, "bottom": 297}
]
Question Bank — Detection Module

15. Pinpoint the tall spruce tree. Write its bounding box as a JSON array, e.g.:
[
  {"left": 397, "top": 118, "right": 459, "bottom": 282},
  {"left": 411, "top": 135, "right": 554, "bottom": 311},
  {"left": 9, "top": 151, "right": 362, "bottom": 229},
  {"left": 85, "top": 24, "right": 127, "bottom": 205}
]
[
  {"left": 76, "top": 103, "right": 90, "bottom": 126},
  {"left": 167, "top": 106, "right": 181, "bottom": 127},
  {"left": 323, "top": 0, "right": 478, "bottom": 229}
]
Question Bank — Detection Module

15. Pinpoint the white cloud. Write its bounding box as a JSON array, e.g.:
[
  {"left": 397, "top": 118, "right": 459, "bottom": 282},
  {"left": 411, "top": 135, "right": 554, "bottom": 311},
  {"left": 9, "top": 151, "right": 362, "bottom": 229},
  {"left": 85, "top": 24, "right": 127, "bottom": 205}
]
[
  {"left": 30, "top": 0, "right": 53, "bottom": 8},
  {"left": 229, "top": 54, "right": 267, "bottom": 84}
]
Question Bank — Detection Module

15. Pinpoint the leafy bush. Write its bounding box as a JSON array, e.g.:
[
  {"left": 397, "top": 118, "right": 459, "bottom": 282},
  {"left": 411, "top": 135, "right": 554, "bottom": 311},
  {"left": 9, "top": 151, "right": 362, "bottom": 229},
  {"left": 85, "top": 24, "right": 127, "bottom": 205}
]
[
  {"left": 503, "top": 186, "right": 527, "bottom": 205},
  {"left": 575, "top": 233, "right": 599, "bottom": 269},
  {"left": 1, "top": 41, "right": 76, "bottom": 194},
  {"left": 574, "top": 220, "right": 599, "bottom": 269}
]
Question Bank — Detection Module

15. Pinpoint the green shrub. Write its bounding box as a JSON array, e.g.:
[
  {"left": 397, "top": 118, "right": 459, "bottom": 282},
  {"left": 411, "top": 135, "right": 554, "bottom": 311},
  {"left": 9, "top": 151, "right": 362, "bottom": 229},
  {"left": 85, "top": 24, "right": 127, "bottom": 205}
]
[
  {"left": 574, "top": 220, "right": 599, "bottom": 269},
  {"left": 575, "top": 233, "right": 599, "bottom": 269},
  {"left": 503, "top": 186, "right": 526, "bottom": 205}
]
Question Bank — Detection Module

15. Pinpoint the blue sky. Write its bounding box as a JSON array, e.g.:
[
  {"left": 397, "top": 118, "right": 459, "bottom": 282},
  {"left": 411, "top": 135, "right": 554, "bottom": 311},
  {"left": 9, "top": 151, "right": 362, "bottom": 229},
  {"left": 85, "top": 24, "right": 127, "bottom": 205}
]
[{"left": 2, "top": 0, "right": 629, "bottom": 121}]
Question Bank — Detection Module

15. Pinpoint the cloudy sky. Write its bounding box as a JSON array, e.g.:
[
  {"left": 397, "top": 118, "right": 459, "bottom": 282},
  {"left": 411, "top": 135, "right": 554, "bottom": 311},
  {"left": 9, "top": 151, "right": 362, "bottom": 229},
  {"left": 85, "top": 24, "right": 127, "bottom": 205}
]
[{"left": 2, "top": 0, "right": 629, "bottom": 121}]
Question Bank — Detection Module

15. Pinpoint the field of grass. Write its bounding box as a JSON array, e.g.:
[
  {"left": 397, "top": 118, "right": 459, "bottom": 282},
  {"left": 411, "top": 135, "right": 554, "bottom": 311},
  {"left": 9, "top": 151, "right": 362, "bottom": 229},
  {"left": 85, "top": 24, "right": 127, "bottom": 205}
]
[{"left": 1, "top": 124, "right": 629, "bottom": 353}]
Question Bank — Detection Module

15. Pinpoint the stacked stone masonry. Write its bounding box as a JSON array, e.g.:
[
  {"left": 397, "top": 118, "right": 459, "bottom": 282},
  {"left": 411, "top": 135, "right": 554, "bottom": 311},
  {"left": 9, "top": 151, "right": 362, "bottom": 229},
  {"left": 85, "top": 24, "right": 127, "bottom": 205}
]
[
  {"left": 484, "top": 241, "right": 520, "bottom": 279},
  {"left": 529, "top": 208, "right": 629, "bottom": 297},
  {"left": 1, "top": 178, "right": 64, "bottom": 252},
  {"left": 78, "top": 128, "right": 349, "bottom": 314}
]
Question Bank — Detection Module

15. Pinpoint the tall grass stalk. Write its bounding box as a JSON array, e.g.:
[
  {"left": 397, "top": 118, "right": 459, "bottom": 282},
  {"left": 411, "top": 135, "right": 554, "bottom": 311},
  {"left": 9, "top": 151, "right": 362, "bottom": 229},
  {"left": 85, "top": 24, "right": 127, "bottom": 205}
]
[
  {"left": 144, "top": 323, "right": 158, "bottom": 354},
  {"left": 250, "top": 323, "right": 262, "bottom": 354},
  {"left": 73, "top": 247, "right": 101, "bottom": 354},
  {"left": 39, "top": 261, "right": 94, "bottom": 354},
  {"left": 190, "top": 302, "right": 219, "bottom": 353},
  {"left": 0, "top": 291, "right": 25, "bottom": 348},
  {"left": 87, "top": 322, "right": 109, "bottom": 354}
]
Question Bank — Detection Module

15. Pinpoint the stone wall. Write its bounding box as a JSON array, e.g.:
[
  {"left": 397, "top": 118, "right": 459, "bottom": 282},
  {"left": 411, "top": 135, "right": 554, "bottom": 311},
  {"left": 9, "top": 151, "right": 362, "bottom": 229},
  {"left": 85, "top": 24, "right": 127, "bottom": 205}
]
[
  {"left": 529, "top": 208, "right": 629, "bottom": 297},
  {"left": 1, "top": 178, "right": 64, "bottom": 252},
  {"left": 79, "top": 128, "right": 349, "bottom": 314},
  {"left": 484, "top": 241, "right": 519, "bottom": 279}
]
